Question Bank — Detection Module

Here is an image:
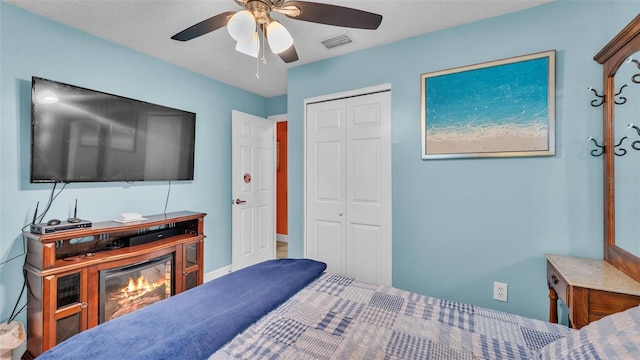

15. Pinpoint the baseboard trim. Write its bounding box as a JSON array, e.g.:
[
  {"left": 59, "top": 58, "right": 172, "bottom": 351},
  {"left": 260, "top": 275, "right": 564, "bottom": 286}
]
[
  {"left": 276, "top": 234, "right": 288, "bottom": 243},
  {"left": 204, "top": 265, "right": 232, "bottom": 282}
]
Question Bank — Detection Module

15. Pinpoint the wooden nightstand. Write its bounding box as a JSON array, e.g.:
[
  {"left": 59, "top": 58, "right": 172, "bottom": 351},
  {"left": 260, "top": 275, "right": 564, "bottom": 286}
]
[{"left": 546, "top": 253, "right": 640, "bottom": 329}]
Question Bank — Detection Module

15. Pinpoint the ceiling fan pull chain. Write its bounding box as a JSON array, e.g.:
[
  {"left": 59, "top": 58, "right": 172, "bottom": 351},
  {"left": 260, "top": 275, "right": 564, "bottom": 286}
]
[
  {"left": 256, "top": 53, "right": 260, "bottom": 79},
  {"left": 255, "top": 24, "right": 261, "bottom": 79},
  {"left": 261, "top": 24, "right": 267, "bottom": 65}
]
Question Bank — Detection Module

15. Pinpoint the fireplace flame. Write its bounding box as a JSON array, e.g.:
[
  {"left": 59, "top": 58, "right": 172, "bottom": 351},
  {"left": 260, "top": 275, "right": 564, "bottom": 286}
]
[{"left": 120, "top": 275, "right": 166, "bottom": 301}]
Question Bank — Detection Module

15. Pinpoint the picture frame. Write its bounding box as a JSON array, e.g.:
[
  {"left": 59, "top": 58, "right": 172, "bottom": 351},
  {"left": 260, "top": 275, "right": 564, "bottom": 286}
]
[{"left": 420, "top": 50, "right": 556, "bottom": 159}]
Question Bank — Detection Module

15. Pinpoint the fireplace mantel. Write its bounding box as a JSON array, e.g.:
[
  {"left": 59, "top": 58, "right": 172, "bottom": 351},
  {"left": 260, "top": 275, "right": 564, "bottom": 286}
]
[{"left": 23, "top": 211, "right": 206, "bottom": 358}]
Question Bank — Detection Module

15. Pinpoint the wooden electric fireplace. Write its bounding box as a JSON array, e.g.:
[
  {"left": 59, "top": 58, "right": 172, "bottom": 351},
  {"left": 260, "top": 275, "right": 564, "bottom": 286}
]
[{"left": 23, "top": 211, "right": 206, "bottom": 357}]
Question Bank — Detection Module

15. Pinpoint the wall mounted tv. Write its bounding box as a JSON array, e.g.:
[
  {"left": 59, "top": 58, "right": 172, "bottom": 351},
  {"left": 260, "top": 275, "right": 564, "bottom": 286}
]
[{"left": 31, "top": 77, "right": 196, "bottom": 183}]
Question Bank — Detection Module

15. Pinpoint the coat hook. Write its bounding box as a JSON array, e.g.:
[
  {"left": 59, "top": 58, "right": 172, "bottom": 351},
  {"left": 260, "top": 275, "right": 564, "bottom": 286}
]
[
  {"left": 615, "top": 136, "right": 629, "bottom": 156},
  {"left": 627, "top": 57, "right": 640, "bottom": 83},
  {"left": 614, "top": 83, "right": 629, "bottom": 105},
  {"left": 588, "top": 136, "right": 605, "bottom": 157},
  {"left": 628, "top": 123, "right": 640, "bottom": 150},
  {"left": 588, "top": 87, "right": 604, "bottom": 107}
]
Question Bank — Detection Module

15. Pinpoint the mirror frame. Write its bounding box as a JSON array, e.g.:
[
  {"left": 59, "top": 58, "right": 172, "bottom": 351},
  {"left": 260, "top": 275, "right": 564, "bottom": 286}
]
[{"left": 594, "top": 14, "right": 640, "bottom": 283}]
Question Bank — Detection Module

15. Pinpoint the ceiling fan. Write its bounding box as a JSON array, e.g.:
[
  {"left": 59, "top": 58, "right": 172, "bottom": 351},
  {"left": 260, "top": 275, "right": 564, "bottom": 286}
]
[{"left": 171, "top": 0, "right": 383, "bottom": 64}]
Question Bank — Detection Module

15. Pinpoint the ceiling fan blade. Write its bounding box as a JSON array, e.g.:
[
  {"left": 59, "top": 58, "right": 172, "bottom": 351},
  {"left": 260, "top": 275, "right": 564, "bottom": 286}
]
[
  {"left": 171, "top": 11, "right": 236, "bottom": 41},
  {"left": 279, "top": 1, "right": 382, "bottom": 30},
  {"left": 278, "top": 44, "right": 299, "bottom": 63}
]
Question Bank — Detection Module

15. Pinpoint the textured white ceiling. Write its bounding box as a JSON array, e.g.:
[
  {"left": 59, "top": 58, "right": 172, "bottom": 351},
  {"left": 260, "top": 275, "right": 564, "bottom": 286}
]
[{"left": 5, "top": 0, "right": 552, "bottom": 97}]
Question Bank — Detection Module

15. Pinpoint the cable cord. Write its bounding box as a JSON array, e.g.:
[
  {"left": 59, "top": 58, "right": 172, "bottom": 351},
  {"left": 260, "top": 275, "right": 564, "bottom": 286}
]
[
  {"left": 2, "top": 183, "right": 66, "bottom": 267},
  {"left": 4, "top": 243, "right": 31, "bottom": 324},
  {"left": 3, "top": 182, "right": 66, "bottom": 322},
  {"left": 164, "top": 180, "right": 171, "bottom": 214},
  {"left": 20, "top": 182, "right": 68, "bottom": 232},
  {"left": 7, "top": 274, "right": 27, "bottom": 323}
]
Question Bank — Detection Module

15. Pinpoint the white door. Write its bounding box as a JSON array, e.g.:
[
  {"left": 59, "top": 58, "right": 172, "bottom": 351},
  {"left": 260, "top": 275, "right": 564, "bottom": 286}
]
[
  {"left": 306, "top": 100, "right": 346, "bottom": 276},
  {"left": 231, "top": 110, "right": 275, "bottom": 271},
  {"left": 305, "top": 89, "right": 392, "bottom": 286}
]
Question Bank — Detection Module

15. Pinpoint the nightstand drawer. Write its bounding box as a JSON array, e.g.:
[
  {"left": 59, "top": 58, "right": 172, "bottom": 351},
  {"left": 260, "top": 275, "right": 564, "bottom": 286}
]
[
  {"left": 588, "top": 289, "right": 640, "bottom": 322},
  {"left": 547, "top": 261, "right": 568, "bottom": 305}
]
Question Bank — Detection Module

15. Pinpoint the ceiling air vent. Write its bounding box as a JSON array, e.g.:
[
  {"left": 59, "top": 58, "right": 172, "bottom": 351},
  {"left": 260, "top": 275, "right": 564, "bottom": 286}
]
[{"left": 321, "top": 32, "right": 355, "bottom": 49}]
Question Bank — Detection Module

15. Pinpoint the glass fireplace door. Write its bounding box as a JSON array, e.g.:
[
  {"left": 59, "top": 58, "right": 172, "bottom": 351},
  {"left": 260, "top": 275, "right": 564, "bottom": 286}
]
[{"left": 99, "top": 253, "right": 174, "bottom": 323}]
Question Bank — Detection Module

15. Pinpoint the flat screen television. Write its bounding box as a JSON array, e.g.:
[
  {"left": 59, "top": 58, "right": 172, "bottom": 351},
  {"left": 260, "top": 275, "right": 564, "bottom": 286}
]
[{"left": 30, "top": 77, "right": 196, "bottom": 183}]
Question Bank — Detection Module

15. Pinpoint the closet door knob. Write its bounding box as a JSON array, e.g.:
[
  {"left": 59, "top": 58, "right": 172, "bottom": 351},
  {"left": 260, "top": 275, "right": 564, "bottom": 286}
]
[{"left": 338, "top": 211, "right": 343, "bottom": 216}]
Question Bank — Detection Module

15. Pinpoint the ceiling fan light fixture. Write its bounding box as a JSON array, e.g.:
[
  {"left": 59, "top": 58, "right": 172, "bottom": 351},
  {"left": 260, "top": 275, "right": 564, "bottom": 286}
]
[
  {"left": 235, "top": 32, "right": 260, "bottom": 57},
  {"left": 172, "top": 0, "right": 384, "bottom": 66},
  {"left": 266, "top": 20, "right": 293, "bottom": 54},
  {"left": 227, "top": 10, "right": 256, "bottom": 44}
]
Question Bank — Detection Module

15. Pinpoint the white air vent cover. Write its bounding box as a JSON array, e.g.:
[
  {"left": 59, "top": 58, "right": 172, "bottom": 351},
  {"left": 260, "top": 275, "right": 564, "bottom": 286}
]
[{"left": 321, "top": 32, "right": 355, "bottom": 49}]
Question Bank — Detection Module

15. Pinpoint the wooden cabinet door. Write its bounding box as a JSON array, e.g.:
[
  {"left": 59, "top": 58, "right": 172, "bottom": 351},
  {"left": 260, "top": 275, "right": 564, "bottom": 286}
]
[
  {"left": 43, "top": 269, "right": 88, "bottom": 353},
  {"left": 180, "top": 239, "right": 203, "bottom": 291}
]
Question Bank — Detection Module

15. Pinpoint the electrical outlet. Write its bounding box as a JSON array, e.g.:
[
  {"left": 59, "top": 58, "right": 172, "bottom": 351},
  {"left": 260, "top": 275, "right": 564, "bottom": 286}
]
[{"left": 493, "top": 281, "right": 508, "bottom": 302}]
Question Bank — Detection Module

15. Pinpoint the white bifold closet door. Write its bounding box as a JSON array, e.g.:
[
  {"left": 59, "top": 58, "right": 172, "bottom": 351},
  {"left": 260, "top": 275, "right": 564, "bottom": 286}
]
[{"left": 305, "top": 89, "right": 392, "bottom": 286}]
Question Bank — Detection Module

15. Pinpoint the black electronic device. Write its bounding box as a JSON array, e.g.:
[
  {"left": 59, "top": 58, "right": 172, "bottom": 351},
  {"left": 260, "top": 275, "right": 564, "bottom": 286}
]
[
  {"left": 30, "top": 77, "right": 196, "bottom": 183},
  {"left": 32, "top": 201, "right": 39, "bottom": 225},
  {"left": 119, "top": 227, "right": 186, "bottom": 247},
  {"left": 67, "top": 199, "right": 82, "bottom": 223},
  {"left": 31, "top": 219, "right": 92, "bottom": 234}
]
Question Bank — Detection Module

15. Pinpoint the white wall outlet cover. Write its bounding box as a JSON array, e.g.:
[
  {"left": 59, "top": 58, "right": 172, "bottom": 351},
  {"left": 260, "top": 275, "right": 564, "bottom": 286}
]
[{"left": 493, "top": 281, "right": 508, "bottom": 302}]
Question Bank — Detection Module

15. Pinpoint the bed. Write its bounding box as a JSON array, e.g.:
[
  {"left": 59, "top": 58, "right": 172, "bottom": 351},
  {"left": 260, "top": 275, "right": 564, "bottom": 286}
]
[{"left": 37, "top": 258, "right": 640, "bottom": 360}]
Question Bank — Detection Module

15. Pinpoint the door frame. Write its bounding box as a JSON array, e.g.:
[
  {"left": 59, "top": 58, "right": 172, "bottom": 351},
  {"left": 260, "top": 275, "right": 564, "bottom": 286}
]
[
  {"left": 269, "top": 114, "right": 288, "bottom": 246},
  {"left": 303, "top": 83, "right": 392, "bottom": 270}
]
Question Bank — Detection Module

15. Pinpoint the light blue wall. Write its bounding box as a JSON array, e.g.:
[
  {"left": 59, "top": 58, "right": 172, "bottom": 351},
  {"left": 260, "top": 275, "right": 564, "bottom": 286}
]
[
  {"left": 267, "top": 94, "right": 287, "bottom": 116},
  {"left": 287, "top": 0, "right": 640, "bottom": 321},
  {"left": 0, "top": 3, "right": 267, "bottom": 323}
]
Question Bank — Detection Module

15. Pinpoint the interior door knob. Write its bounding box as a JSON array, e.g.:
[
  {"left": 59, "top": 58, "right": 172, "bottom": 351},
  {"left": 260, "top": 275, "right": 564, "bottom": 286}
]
[
  {"left": 235, "top": 199, "right": 247, "bottom": 205},
  {"left": 338, "top": 211, "right": 343, "bottom": 216}
]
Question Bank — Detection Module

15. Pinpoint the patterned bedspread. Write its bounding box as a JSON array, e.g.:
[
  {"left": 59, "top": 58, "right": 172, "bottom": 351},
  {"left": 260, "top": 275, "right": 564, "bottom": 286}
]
[{"left": 210, "top": 273, "right": 573, "bottom": 359}]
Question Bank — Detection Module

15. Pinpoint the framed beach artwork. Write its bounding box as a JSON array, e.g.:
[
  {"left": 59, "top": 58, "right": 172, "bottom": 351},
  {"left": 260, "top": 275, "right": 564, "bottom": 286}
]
[{"left": 420, "top": 50, "right": 556, "bottom": 159}]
